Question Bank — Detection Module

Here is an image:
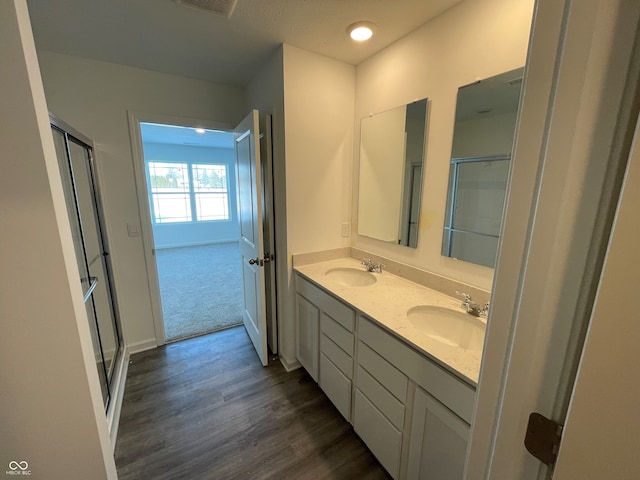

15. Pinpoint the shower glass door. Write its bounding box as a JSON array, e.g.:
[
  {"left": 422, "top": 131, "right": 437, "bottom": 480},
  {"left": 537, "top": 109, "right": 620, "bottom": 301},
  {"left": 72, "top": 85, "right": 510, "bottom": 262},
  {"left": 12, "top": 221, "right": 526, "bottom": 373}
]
[{"left": 51, "top": 119, "right": 122, "bottom": 411}]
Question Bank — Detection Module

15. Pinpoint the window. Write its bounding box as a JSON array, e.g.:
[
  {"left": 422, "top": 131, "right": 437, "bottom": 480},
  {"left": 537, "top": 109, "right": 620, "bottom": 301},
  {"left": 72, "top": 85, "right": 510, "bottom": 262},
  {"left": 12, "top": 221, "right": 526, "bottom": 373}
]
[
  {"left": 192, "top": 164, "right": 229, "bottom": 221},
  {"left": 148, "top": 161, "right": 229, "bottom": 223}
]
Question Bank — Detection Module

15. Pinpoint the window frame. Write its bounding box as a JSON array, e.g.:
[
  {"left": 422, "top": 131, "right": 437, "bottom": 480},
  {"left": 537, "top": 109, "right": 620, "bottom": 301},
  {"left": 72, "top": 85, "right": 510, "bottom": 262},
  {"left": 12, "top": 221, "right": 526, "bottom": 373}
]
[{"left": 146, "top": 159, "right": 232, "bottom": 225}]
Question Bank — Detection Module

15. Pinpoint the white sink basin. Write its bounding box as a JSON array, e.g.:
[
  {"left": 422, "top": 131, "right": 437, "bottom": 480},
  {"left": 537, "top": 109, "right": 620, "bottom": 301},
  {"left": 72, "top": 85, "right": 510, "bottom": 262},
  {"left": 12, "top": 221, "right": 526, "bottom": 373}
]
[
  {"left": 324, "top": 267, "right": 377, "bottom": 287},
  {"left": 407, "top": 305, "right": 485, "bottom": 351}
]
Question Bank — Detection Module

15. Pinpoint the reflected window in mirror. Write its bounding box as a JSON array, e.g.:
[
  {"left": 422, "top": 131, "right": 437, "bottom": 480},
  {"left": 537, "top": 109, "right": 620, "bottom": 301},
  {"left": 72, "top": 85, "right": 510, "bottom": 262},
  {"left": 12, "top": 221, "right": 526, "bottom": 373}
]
[
  {"left": 442, "top": 67, "right": 524, "bottom": 268},
  {"left": 358, "top": 99, "right": 428, "bottom": 248}
]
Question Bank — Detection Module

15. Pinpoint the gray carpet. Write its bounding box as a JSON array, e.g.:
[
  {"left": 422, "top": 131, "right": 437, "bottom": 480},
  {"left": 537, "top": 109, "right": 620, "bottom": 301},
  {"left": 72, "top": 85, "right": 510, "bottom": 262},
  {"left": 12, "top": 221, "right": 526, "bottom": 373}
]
[{"left": 155, "top": 242, "right": 243, "bottom": 341}]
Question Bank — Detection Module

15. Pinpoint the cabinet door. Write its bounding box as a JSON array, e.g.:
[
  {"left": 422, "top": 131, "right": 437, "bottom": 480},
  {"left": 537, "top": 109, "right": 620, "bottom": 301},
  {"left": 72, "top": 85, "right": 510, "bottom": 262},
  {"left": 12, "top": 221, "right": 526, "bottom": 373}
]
[
  {"left": 296, "top": 294, "right": 319, "bottom": 381},
  {"left": 407, "top": 387, "right": 469, "bottom": 480}
]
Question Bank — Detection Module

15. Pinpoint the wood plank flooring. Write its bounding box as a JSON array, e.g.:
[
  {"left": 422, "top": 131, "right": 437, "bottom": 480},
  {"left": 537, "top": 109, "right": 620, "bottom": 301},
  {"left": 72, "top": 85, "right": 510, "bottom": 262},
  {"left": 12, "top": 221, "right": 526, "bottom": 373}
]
[{"left": 115, "top": 326, "right": 391, "bottom": 479}]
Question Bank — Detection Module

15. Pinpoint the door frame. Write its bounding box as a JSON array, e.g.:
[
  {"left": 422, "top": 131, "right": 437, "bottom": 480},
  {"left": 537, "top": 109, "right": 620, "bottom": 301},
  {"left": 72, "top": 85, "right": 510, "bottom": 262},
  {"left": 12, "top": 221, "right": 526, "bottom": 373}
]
[
  {"left": 127, "top": 111, "right": 234, "bottom": 347},
  {"left": 466, "top": 0, "right": 640, "bottom": 478},
  {"left": 261, "top": 114, "right": 279, "bottom": 354},
  {"left": 552, "top": 109, "right": 640, "bottom": 478}
]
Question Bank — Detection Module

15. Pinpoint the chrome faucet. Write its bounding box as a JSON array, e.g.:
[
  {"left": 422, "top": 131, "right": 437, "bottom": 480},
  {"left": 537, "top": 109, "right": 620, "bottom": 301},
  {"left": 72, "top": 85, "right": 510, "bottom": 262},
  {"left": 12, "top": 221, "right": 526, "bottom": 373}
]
[
  {"left": 457, "top": 292, "right": 489, "bottom": 318},
  {"left": 361, "top": 258, "right": 384, "bottom": 273}
]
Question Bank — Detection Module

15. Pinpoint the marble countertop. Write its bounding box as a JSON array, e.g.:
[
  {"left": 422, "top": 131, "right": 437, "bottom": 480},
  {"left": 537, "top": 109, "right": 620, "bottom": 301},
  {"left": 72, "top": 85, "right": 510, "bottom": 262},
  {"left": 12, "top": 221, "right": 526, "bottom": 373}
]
[{"left": 294, "top": 257, "right": 485, "bottom": 386}]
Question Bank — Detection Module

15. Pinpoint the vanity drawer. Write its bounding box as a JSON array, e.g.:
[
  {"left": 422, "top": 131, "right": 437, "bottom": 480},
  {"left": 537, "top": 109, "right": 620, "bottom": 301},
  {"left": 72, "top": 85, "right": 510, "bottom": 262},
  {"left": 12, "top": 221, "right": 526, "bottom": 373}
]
[
  {"left": 321, "top": 312, "right": 354, "bottom": 355},
  {"left": 321, "top": 333, "right": 353, "bottom": 379},
  {"left": 320, "top": 353, "right": 352, "bottom": 421},
  {"left": 359, "top": 316, "right": 475, "bottom": 423},
  {"left": 296, "top": 276, "right": 355, "bottom": 331},
  {"left": 356, "top": 365, "right": 405, "bottom": 430},
  {"left": 358, "top": 341, "right": 408, "bottom": 403},
  {"left": 354, "top": 388, "right": 403, "bottom": 480}
]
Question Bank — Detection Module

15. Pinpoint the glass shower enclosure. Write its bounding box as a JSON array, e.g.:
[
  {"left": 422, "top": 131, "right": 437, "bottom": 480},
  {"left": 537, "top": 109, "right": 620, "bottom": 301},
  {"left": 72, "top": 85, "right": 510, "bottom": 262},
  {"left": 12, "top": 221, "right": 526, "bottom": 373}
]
[{"left": 50, "top": 116, "right": 123, "bottom": 411}]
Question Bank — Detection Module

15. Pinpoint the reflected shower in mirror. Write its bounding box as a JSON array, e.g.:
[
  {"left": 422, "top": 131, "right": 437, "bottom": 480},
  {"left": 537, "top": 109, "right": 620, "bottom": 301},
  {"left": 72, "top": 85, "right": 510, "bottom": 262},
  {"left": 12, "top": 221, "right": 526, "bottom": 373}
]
[
  {"left": 358, "top": 99, "right": 428, "bottom": 248},
  {"left": 442, "top": 67, "right": 524, "bottom": 267}
]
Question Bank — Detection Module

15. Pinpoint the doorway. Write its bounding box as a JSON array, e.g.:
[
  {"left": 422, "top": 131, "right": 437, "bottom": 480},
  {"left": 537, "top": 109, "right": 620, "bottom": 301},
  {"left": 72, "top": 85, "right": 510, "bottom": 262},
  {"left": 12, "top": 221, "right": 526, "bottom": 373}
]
[
  {"left": 130, "top": 111, "right": 278, "bottom": 363},
  {"left": 139, "top": 122, "right": 243, "bottom": 342}
]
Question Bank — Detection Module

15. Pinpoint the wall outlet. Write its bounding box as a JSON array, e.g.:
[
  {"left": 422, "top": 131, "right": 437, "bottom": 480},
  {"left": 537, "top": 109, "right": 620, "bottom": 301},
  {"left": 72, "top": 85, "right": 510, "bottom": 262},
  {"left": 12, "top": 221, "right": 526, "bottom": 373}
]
[{"left": 341, "top": 222, "right": 350, "bottom": 237}]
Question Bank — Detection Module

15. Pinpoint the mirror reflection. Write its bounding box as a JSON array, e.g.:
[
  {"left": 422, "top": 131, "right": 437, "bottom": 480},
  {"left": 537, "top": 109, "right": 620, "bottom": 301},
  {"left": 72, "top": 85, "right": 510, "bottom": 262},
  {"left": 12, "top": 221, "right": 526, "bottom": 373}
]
[
  {"left": 442, "top": 67, "right": 524, "bottom": 268},
  {"left": 358, "top": 99, "right": 428, "bottom": 248}
]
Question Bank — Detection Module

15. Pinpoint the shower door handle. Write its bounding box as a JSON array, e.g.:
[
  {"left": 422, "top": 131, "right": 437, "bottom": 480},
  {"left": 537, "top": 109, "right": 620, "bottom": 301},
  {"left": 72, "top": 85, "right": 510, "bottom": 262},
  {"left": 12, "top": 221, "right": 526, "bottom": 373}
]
[{"left": 82, "top": 276, "right": 99, "bottom": 302}]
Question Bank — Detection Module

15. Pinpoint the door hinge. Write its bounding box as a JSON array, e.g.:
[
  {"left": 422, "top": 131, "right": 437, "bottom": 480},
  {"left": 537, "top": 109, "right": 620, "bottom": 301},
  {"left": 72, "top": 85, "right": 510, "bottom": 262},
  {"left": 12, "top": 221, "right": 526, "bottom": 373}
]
[{"left": 525, "top": 412, "right": 563, "bottom": 467}]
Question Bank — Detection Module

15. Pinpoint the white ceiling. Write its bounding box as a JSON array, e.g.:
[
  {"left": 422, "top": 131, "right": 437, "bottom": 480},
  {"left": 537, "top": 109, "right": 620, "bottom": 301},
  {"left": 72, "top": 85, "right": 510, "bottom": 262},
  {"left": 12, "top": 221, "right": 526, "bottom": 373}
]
[
  {"left": 26, "top": 0, "right": 464, "bottom": 86},
  {"left": 141, "top": 122, "right": 235, "bottom": 148}
]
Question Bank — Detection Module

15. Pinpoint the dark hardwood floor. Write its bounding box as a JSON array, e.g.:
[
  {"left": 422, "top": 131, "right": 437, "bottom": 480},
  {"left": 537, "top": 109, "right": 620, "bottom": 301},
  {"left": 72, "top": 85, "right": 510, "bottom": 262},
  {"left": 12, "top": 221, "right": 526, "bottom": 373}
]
[{"left": 115, "top": 326, "right": 391, "bottom": 480}]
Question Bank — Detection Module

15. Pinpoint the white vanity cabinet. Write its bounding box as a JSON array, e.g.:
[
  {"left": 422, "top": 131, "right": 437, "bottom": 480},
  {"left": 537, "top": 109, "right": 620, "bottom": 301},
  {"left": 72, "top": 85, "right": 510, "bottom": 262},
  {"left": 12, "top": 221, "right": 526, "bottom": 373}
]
[
  {"left": 295, "top": 275, "right": 356, "bottom": 419},
  {"left": 406, "top": 387, "right": 469, "bottom": 480},
  {"left": 295, "top": 292, "right": 319, "bottom": 381},
  {"left": 356, "top": 316, "right": 475, "bottom": 480},
  {"left": 353, "top": 339, "right": 408, "bottom": 478},
  {"left": 294, "top": 271, "right": 477, "bottom": 480}
]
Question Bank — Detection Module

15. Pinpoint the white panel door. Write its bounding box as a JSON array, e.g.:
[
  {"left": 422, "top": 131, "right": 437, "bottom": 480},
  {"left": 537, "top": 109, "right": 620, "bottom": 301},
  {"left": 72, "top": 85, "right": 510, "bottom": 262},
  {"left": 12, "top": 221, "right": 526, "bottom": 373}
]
[
  {"left": 553, "top": 112, "right": 640, "bottom": 479},
  {"left": 235, "top": 110, "right": 268, "bottom": 366}
]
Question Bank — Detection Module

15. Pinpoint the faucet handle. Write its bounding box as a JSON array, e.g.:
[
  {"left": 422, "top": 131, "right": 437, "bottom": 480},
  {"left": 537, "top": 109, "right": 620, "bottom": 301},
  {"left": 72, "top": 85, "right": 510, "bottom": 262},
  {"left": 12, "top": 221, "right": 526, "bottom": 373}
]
[
  {"left": 456, "top": 291, "right": 471, "bottom": 302},
  {"left": 372, "top": 262, "right": 385, "bottom": 273},
  {"left": 456, "top": 291, "right": 472, "bottom": 310}
]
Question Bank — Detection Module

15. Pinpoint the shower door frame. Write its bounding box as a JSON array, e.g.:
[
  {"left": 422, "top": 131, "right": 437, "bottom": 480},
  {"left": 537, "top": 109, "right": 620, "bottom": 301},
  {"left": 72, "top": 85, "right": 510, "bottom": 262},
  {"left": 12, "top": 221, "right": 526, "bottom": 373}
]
[{"left": 50, "top": 114, "right": 125, "bottom": 414}]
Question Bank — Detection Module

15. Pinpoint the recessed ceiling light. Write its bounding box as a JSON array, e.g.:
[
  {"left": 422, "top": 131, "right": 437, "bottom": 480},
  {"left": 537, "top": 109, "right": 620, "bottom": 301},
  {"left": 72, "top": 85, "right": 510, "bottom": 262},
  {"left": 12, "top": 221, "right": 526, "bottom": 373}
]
[
  {"left": 195, "top": 128, "right": 206, "bottom": 134},
  {"left": 347, "top": 22, "right": 376, "bottom": 42}
]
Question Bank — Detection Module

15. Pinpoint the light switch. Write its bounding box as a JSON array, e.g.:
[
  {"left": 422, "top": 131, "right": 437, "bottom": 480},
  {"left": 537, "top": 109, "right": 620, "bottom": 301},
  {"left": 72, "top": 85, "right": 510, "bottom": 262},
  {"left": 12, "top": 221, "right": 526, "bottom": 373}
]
[{"left": 127, "top": 223, "right": 140, "bottom": 237}]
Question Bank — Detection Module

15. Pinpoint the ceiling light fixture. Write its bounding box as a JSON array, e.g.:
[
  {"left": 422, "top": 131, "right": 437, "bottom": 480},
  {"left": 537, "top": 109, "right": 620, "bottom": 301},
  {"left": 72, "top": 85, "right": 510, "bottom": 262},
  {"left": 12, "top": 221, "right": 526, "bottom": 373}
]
[
  {"left": 195, "top": 128, "right": 206, "bottom": 134},
  {"left": 347, "top": 22, "right": 376, "bottom": 42}
]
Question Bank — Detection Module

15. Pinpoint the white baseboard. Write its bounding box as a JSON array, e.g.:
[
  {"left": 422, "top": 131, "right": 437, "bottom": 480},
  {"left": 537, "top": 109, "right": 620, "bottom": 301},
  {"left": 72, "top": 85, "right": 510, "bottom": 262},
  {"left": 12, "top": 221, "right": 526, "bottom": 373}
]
[
  {"left": 127, "top": 338, "right": 158, "bottom": 355},
  {"left": 154, "top": 239, "right": 239, "bottom": 250},
  {"left": 107, "top": 348, "right": 129, "bottom": 450},
  {"left": 279, "top": 355, "right": 301, "bottom": 373}
]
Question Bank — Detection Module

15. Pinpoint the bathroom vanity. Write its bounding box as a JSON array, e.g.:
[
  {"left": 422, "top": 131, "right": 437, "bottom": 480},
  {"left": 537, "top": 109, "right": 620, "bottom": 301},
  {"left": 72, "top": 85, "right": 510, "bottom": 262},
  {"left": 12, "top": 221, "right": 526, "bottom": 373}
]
[{"left": 294, "top": 256, "right": 487, "bottom": 480}]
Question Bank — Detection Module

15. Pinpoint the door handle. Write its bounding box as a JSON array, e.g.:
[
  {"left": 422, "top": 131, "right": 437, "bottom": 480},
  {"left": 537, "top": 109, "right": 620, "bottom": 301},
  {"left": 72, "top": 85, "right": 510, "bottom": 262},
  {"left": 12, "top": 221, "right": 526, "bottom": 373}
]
[{"left": 249, "top": 254, "right": 272, "bottom": 267}]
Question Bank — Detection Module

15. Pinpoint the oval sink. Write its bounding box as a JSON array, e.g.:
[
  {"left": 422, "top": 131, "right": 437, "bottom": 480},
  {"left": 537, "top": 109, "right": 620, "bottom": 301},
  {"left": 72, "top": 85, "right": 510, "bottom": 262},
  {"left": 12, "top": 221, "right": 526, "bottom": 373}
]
[
  {"left": 324, "top": 267, "right": 377, "bottom": 287},
  {"left": 407, "top": 305, "right": 485, "bottom": 351}
]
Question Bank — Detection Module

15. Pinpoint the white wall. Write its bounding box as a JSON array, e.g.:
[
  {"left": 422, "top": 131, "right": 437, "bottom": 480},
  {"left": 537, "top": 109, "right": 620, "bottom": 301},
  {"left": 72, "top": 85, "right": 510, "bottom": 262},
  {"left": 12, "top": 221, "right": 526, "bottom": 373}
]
[
  {"left": 353, "top": 0, "right": 534, "bottom": 290},
  {"left": 283, "top": 45, "right": 356, "bottom": 255},
  {"left": 0, "top": 2, "right": 116, "bottom": 477},
  {"left": 37, "top": 50, "right": 247, "bottom": 349},
  {"left": 143, "top": 143, "right": 240, "bottom": 248},
  {"left": 280, "top": 45, "right": 355, "bottom": 365}
]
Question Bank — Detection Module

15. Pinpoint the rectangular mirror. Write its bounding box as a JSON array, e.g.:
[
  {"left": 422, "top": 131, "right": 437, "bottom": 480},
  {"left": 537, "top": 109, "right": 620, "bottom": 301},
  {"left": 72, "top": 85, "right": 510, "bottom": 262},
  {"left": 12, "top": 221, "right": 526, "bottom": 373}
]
[
  {"left": 358, "top": 99, "right": 428, "bottom": 248},
  {"left": 442, "top": 67, "right": 524, "bottom": 268}
]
